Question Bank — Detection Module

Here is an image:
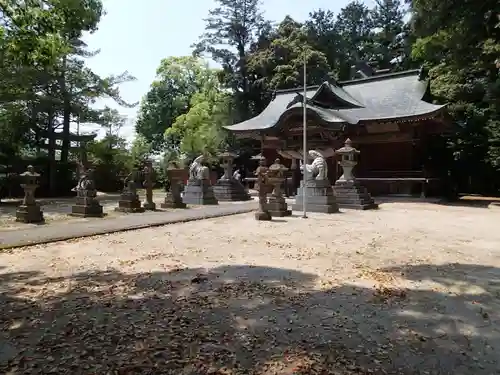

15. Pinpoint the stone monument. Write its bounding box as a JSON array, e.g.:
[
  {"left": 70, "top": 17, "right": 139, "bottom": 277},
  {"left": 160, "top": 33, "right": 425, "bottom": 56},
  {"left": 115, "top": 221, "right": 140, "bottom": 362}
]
[
  {"left": 161, "top": 164, "right": 187, "bottom": 209},
  {"left": 213, "top": 151, "right": 251, "bottom": 201},
  {"left": 142, "top": 160, "right": 156, "bottom": 210},
  {"left": 292, "top": 150, "right": 339, "bottom": 213},
  {"left": 70, "top": 165, "right": 104, "bottom": 217},
  {"left": 333, "top": 139, "right": 378, "bottom": 210},
  {"left": 254, "top": 157, "right": 272, "bottom": 221},
  {"left": 115, "top": 170, "right": 145, "bottom": 213},
  {"left": 182, "top": 155, "right": 218, "bottom": 205},
  {"left": 16, "top": 165, "right": 44, "bottom": 223},
  {"left": 266, "top": 158, "right": 291, "bottom": 216}
]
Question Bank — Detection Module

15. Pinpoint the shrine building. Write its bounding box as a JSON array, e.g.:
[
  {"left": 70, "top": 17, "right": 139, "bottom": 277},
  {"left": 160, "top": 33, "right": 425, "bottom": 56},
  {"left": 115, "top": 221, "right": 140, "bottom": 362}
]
[{"left": 224, "top": 67, "right": 449, "bottom": 196}]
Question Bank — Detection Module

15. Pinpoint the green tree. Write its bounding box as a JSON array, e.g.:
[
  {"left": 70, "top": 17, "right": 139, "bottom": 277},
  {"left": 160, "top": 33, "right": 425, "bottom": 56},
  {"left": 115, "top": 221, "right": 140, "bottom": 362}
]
[
  {"left": 165, "top": 67, "right": 231, "bottom": 159},
  {"left": 305, "top": 9, "right": 345, "bottom": 78},
  {"left": 410, "top": 0, "right": 500, "bottom": 192},
  {"left": 248, "top": 16, "right": 331, "bottom": 90},
  {"left": 371, "top": 0, "right": 408, "bottom": 69},
  {"left": 135, "top": 56, "right": 213, "bottom": 152},
  {"left": 335, "top": 1, "right": 375, "bottom": 79},
  {"left": 193, "top": 0, "right": 269, "bottom": 120},
  {"left": 130, "top": 134, "right": 153, "bottom": 166}
]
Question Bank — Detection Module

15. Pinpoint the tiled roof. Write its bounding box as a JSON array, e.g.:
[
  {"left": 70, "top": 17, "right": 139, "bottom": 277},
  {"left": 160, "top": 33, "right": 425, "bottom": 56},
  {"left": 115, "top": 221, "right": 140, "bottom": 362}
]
[{"left": 224, "top": 69, "right": 446, "bottom": 132}]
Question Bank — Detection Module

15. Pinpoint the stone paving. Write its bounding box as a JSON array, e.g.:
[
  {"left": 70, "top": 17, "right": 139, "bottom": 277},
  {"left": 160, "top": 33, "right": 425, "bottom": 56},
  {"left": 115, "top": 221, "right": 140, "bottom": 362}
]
[{"left": 0, "top": 199, "right": 257, "bottom": 249}]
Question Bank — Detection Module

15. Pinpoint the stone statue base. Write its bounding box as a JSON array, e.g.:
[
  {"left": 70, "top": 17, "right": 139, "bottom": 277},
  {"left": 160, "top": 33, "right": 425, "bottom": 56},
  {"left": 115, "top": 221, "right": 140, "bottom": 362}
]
[
  {"left": 16, "top": 204, "right": 44, "bottom": 223},
  {"left": 267, "top": 195, "right": 291, "bottom": 217},
  {"left": 292, "top": 179, "right": 339, "bottom": 213},
  {"left": 71, "top": 194, "right": 104, "bottom": 218},
  {"left": 182, "top": 179, "right": 218, "bottom": 205},
  {"left": 255, "top": 210, "right": 272, "bottom": 220},
  {"left": 334, "top": 180, "right": 378, "bottom": 210},
  {"left": 161, "top": 192, "right": 187, "bottom": 209},
  {"left": 143, "top": 201, "right": 156, "bottom": 211},
  {"left": 213, "top": 178, "right": 251, "bottom": 201},
  {"left": 115, "top": 191, "right": 145, "bottom": 213}
]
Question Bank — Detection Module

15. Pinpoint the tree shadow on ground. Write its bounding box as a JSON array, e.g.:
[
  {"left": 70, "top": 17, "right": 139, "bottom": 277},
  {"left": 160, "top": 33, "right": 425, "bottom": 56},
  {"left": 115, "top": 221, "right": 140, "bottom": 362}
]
[{"left": 1, "top": 263, "right": 499, "bottom": 374}]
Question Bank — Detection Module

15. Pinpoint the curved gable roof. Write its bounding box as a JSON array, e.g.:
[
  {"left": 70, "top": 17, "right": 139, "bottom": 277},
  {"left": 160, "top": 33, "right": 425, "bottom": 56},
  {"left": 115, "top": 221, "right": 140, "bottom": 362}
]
[{"left": 224, "top": 70, "right": 446, "bottom": 132}]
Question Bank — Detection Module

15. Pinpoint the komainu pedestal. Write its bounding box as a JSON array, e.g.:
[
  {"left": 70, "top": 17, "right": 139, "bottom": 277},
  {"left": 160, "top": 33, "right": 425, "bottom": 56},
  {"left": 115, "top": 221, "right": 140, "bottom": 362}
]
[
  {"left": 115, "top": 171, "right": 145, "bottom": 213},
  {"left": 213, "top": 151, "right": 250, "bottom": 201},
  {"left": 183, "top": 179, "right": 218, "bottom": 205},
  {"left": 292, "top": 150, "right": 339, "bottom": 213},
  {"left": 71, "top": 167, "right": 103, "bottom": 217},
  {"left": 334, "top": 139, "right": 378, "bottom": 210},
  {"left": 182, "top": 155, "right": 218, "bottom": 205},
  {"left": 292, "top": 179, "right": 339, "bottom": 213}
]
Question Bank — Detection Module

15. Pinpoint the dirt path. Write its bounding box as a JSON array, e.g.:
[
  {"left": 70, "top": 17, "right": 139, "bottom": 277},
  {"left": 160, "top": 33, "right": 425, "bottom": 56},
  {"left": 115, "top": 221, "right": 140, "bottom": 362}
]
[{"left": 1, "top": 202, "right": 500, "bottom": 374}]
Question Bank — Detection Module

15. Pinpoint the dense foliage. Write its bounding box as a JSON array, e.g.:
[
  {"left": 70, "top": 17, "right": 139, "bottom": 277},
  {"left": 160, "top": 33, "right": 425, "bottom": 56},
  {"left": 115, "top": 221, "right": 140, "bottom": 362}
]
[
  {"left": 0, "top": 0, "right": 137, "bottom": 196},
  {"left": 1, "top": 0, "right": 499, "bottom": 195}
]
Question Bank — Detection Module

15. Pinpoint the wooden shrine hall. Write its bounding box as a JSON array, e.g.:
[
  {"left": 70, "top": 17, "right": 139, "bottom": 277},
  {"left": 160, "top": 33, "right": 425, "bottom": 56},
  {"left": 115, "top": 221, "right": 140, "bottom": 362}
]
[{"left": 224, "top": 67, "right": 449, "bottom": 196}]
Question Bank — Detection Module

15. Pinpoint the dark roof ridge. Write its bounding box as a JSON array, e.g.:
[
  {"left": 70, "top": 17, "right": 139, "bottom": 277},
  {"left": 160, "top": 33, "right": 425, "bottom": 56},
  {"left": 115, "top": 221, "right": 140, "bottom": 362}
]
[
  {"left": 340, "top": 69, "right": 421, "bottom": 86},
  {"left": 273, "top": 69, "right": 421, "bottom": 95}
]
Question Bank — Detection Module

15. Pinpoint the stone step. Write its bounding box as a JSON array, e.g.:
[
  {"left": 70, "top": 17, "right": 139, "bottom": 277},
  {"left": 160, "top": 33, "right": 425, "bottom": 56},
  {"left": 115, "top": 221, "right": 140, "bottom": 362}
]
[
  {"left": 337, "top": 202, "right": 379, "bottom": 210},
  {"left": 292, "top": 203, "right": 339, "bottom": 213},
  {"left": 335, "top": 192, "right": 372, "bottom": 198},
  {"left": 334, "top": 187, "right": 369, "bottom": 194},
  {"left": 336, "top": 197, "right": 375, "bottom": 204},
  {"left": 268, "top": 209, "right": 292, "bottom": 217}
]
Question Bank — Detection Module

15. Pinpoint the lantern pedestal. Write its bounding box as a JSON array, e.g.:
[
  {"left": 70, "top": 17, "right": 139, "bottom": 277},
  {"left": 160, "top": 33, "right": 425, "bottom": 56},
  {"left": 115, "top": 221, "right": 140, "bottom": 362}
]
[
  {"left": 16, "top": 204, "right": 44, "bottom": 223},
  {"left": 161, "top": 168, "right": 187, "bottom": 209},
  {"left": 213, "top": 151, "right": 251, "bottom": 201},
  {"left": 213, "top": 179, "right": 251, "bottom": 201},
  {"left": 333, "top": 180, "right": 378, "bottom": 210},
  {"left": 334, "top": 139, "right": 377, "bottom": 210},
  {"left": 266, "top": 177, "right": 291, "bottom": 217}
]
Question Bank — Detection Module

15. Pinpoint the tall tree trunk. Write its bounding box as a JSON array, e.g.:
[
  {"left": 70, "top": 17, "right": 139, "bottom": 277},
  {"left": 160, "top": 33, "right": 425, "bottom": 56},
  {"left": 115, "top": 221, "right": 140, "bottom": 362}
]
[
  {"left": 47, "top": 110, "right": 57, "bottom": 195},
  {"left": 60, "top": 55, "right": 71, "bottom": 163}
]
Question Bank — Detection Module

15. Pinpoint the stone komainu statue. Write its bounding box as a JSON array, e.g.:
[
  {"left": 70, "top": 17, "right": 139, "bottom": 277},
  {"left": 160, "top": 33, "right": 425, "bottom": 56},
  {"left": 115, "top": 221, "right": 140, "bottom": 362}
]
[
  {"left": 75, "top": 168, "right": 97, "bottom": 197},
  {"left": 300, "top": 150, "right": 328, "bottom": 180},
  {"left": 189, "top": 155, "right": 210, "bottom": 180},
  {"left": 123, "top": 171, "right": 138, "bottom": 194}
]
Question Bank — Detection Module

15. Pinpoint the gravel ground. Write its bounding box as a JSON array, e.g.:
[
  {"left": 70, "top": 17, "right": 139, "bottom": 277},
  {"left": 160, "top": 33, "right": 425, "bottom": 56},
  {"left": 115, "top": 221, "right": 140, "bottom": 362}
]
[{"left": 1, "top": 202, "right": 500, "bottom": 374}]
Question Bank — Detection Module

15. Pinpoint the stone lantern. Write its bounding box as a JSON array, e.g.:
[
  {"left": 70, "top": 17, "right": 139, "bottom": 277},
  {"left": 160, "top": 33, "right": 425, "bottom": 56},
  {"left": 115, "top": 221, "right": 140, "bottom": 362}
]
[
  {"left": 333, "top": 139, "right": 378, "bottom": 210},
  {"left": 16, "top": 165, "right": 44, "bottom": 223},
  {"left": 335, "top": 138, "right": 360, "bottom": 184},
  {"left": 266, "top": 158, "right": 291, "bottom": 216},
  {"left": 142, "top": 160, "right": 156, "bottom": 210},
  {"left": 161, "top": 163, "right": 188, "bottom": 209},
  {"left": 254, "top": 157, "right": 272, "bottom": 221},
  {"left": 220, "top": 151, "right": 236, "bottom": 180},
  {"left": 213, "top": 151, "right": 251, "bottom": 201}
]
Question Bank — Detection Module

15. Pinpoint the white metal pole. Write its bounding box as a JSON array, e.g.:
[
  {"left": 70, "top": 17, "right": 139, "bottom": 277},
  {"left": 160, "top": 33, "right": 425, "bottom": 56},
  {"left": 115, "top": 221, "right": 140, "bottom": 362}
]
[{"left": 302, "top": 52, "right": 307, "bottom": 219}]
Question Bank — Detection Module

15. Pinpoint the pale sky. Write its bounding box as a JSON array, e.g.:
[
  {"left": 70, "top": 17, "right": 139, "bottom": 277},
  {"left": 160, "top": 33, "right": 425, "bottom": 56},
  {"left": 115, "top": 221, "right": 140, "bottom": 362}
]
[{"left": 81, "top": 0, "right": 373, "bottom": 144}]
